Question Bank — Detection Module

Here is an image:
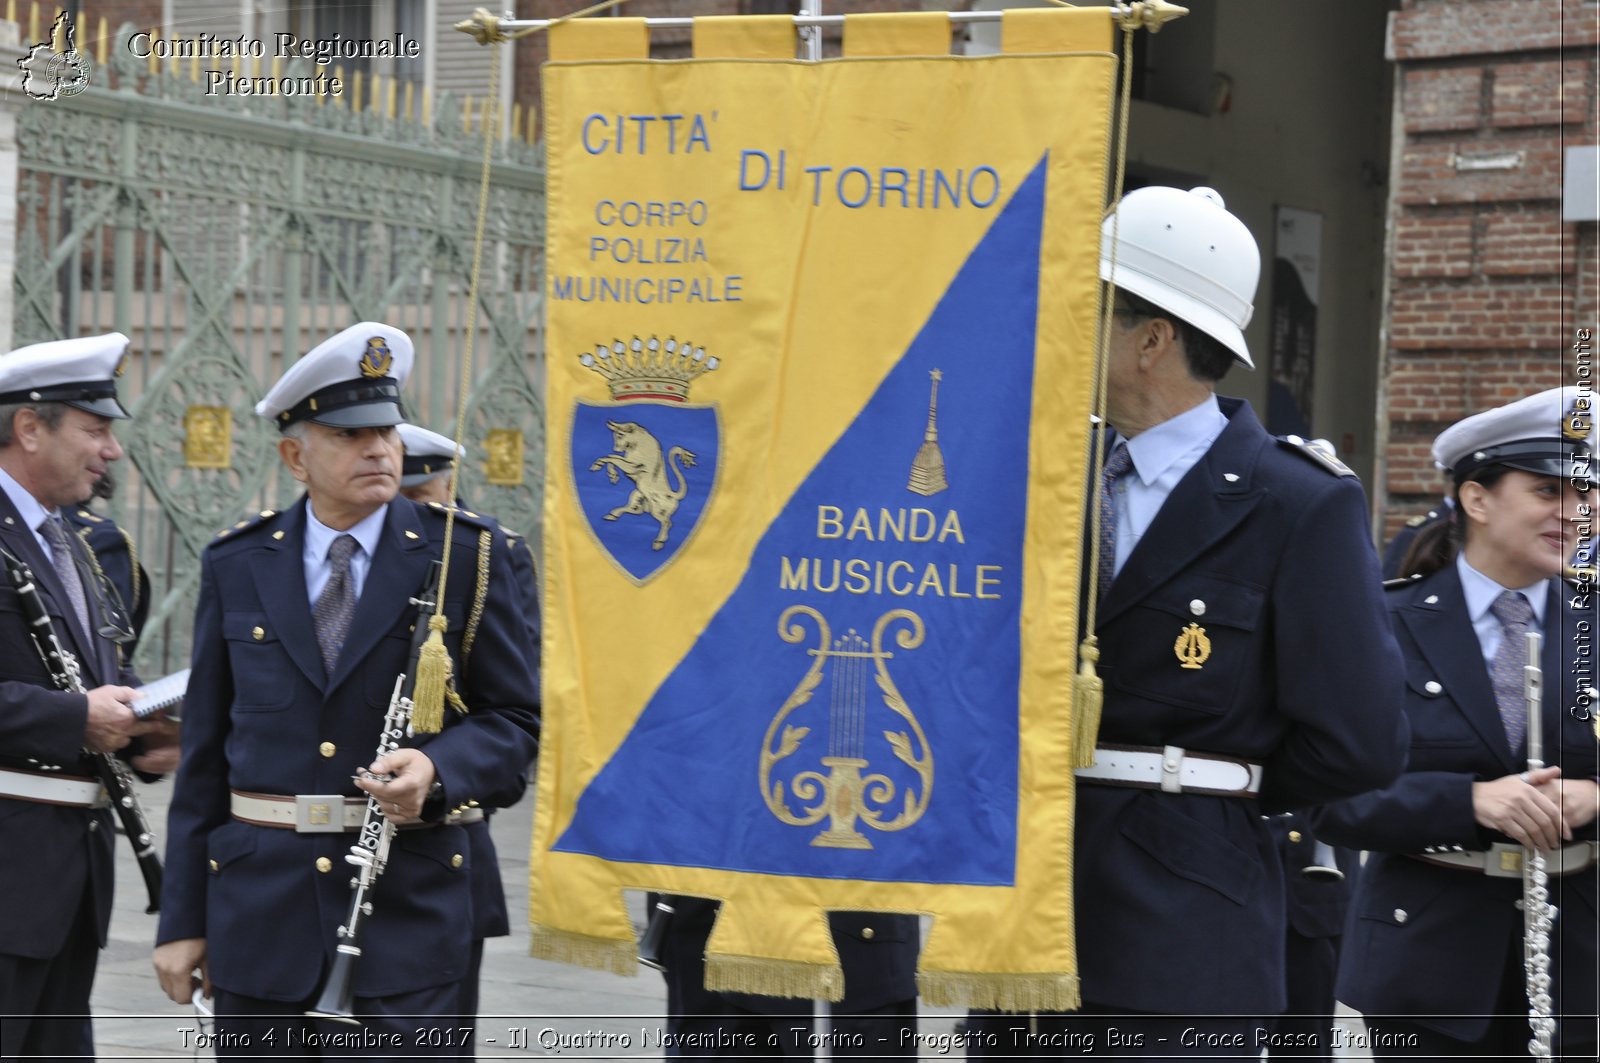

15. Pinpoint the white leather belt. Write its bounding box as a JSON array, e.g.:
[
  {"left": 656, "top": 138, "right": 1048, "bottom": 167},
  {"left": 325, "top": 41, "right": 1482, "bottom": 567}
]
[
  {"left": 0, "top": 767, "right": 108, "bottom": 808},
  {"left": 1075, "top": 744, "right": 1264, "bottom": 798},
  {"left": 0, "top": 765, "right": 108, "bottom": 806},
  {"left": 1413, "top": 841, "right": 1599, "bottom": 879},
  {"left": 229, "top": 789, "right": 484, "bottom": 833}
]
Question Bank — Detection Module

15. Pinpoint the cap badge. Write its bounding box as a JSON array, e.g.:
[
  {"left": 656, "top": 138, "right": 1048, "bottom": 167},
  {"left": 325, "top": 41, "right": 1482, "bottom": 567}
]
[
  {"left": 360, "top": 337, "right": 393, "bottom": 379},
  {"left": 1563, "top": 394, "right": 1592, "bottom": 442},
  {"left": 114, "top": 352, "right": 129, "bottom": 378}
]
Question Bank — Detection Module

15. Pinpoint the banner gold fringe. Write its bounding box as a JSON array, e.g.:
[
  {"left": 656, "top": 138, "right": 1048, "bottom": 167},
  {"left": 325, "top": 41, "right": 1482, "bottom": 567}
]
[
  {"left": 917, "top": 971, "right": 1082, "bottom": 1012},
  {"left": 530, "top": 925, "right": 639, "bottom": 977},
  {"left": 705, "top": 955, "right": 844, "bottom": 1003}
]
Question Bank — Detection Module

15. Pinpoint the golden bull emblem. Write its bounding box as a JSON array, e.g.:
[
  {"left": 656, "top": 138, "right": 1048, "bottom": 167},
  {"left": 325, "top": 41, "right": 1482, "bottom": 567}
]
[{"left": 759, "top": 607, "right": 934, "bottom": 849}]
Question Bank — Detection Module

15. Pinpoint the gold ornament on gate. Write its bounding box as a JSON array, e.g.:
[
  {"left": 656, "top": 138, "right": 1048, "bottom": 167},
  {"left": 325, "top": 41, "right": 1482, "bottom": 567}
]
[
  {"left": 183, "top": 405, "right": 232, "bottom": 469},
  {"left": 484, "top": 429, "right": 524, "bottom": 486},
  {"left": 1175, "top": 622, "right": 1211, "bottom": 670},
  {"left": 759, "top": 606, "right": 934, "bottom": 849}
]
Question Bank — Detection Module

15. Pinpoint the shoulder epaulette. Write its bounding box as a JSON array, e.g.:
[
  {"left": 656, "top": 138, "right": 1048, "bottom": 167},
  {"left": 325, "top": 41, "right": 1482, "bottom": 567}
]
[
  {"left": 213, "top": 508, "right": 279, "bottom": 541},
  {"left": 422, "top": 500, "right": 496, "bottom": 532},
  {"left": 1565, "top": 565, "right": 1597, "bottom": 586},
  {"left": 72, "top": 507, "right": 105, "bottom": 525},
  {"left": 1383, "top": 573, "right": 1424, "bottom": 590},
  {"left": 1277, "top": 435, "right": 1356, "bottom": 478},
  {"left": 1405, "top": 513, "right": 1427, "bottom": 528}
]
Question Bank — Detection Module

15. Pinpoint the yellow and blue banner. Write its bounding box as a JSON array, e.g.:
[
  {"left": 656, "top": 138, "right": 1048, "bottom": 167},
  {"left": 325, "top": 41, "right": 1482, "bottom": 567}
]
[{"left": 535, "top": 10, "right": 1115, "bottom": 1008}]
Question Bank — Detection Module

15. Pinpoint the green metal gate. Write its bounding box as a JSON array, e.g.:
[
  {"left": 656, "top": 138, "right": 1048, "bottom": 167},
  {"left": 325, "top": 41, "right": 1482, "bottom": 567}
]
[{"left": 11, "top": 27, "right": 546, "bottom": 677}]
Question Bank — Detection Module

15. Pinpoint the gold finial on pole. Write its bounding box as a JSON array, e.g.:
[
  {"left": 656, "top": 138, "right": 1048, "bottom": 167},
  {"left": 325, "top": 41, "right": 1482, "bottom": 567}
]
[
  {"left": 454, "top": 7, "right": 509, "bottom": 46},
  {"left": 1118, "top": 0, "right": 1188, "bottom": 33}
]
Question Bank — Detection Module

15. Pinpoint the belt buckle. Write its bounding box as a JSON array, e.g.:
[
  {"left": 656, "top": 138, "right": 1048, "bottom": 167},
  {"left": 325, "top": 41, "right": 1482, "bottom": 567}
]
[
  {"left": 1486, "top": 844, "right": 1522, "bottom": 878},
  {"left": 294, "top": 794, "right": 346, "bottom": 833}
]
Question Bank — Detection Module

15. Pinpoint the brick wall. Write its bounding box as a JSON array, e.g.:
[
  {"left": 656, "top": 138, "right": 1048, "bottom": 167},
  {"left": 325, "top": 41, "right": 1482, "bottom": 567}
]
[{"left": 1381, "top": 0, "right": 1598, "bottom": 541}]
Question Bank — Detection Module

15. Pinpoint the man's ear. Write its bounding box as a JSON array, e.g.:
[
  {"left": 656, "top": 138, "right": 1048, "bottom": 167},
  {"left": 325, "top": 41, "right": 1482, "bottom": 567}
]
[
  {"left": 279, "top": 436, "right": 309, "bottom": 483},
  {"left": 1138, "top": 317, "right": 1180, "bottom": 369},
  {"left": 11, "top": 407, "right": 45, "bottom": 453}
]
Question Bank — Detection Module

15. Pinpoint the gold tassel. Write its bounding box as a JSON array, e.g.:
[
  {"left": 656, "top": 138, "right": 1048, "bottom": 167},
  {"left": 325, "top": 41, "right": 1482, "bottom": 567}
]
[
  {"left": 409, "top": 614, "right": 452, "bottom": 734},
  {"left": 1072, "top": 637, "right": 1103, "bottom": 768}
]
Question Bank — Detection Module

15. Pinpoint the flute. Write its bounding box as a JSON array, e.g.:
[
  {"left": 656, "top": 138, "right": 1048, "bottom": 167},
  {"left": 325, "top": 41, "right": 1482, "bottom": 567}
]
[{"left": 1522, "top": 629, "right": 1556, "bottom": 1059}]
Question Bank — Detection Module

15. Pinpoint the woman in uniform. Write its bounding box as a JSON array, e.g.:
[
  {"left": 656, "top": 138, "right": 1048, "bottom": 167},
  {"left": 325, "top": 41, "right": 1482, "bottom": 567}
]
[{"left": 1316, "top": 386, "right": 1598, "bottom": 1058}]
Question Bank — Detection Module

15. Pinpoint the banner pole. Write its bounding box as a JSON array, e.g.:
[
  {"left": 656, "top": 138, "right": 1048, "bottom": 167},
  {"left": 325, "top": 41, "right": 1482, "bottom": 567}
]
[
  {"left": 799, "top": 0, "right": 821, "bottom": 61},
  {"left": 454, "top": 2, "right": 1188, "bottom": 42}
]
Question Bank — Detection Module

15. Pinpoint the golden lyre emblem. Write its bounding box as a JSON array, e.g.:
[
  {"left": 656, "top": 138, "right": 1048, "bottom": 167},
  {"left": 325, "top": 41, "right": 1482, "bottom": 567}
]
[
  {"left": 359, "top": 336, "right": 393, "bottom": 379},
  {"left": 1175, "top": 623, "right": 1211, "bottom": 670},
  {"left": 759, "top": 607, "right": 934, "bottom": 849}
]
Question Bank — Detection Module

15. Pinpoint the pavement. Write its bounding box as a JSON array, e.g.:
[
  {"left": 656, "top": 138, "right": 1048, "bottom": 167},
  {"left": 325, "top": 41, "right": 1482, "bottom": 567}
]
[{"left": 81, "top": 779, "right": 1371, "bottom": 1060}]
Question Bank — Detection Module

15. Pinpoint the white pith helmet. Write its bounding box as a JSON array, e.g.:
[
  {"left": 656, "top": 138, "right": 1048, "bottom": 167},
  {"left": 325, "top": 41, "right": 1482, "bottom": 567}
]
[{"left": 1099, "top": 185, "right": 1261, "bottom": 369}]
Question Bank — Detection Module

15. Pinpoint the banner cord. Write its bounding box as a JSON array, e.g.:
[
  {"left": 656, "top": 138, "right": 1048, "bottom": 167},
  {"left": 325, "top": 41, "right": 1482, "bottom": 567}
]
[
  {"left": 409, "top": 38, "right": 503, "bottom": 732},
  {"left": 1073, "top": 18, "right": 1137, "bottom": 763}
]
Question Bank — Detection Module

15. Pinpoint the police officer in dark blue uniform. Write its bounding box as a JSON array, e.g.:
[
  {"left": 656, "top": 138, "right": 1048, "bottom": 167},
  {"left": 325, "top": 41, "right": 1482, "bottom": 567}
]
[
  {"left": 1315, "top": 386, "right": 1598, "bottom": 1059},
  {"left": 1381, "top": 494, "right": 1452, "bottom": 580},
  {"left": 656, "top": 897, "right": 920, "bottom": 1058},
  {"left": 970, "top": 186, "right": 1408, "bottom": 1056},
  {"left": 398, "top": 422, "right": 542, "bottom": 654},
  {"left": 0, "top": 333, "right": 176, "bottom": 1059},
  {"left": 152, "top": 323, "right": 540, "bottom": 1055}
]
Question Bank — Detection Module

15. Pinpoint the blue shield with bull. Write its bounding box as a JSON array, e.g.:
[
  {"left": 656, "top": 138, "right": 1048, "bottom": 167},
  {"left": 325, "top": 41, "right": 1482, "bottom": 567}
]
[{"left": 571, "top": 398, "right": 721, "bottom": 583}]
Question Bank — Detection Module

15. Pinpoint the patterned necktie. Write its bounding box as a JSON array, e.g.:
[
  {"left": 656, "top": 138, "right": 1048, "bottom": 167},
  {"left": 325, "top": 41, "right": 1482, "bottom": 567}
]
[
  {"left": 1488, "top": 590, "right": 1536, "bottom": 752},
  {"left": 313, "top": 534, "right": 359, "bottom": 675},
  {"left": 41, "top": 516, "right": 92, "bottom": 638},
  {"left": 1097, "top": 443, "right": 1134, "bottom": 599}
]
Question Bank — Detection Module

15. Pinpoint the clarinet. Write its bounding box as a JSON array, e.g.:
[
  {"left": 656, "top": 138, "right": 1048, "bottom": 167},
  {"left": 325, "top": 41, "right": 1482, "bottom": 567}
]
[
  {"left": 308, "top": 561, "right": 442, "bottom": 1024},
  {"left": 637, "top": 895, "right": 677, "bottom": 971},
  {"left": 1521, "top": 629, "right": 1556, "bottom": 1059},
  {"left": 0, "top": 545, "right": 162, "bottom": 913}
]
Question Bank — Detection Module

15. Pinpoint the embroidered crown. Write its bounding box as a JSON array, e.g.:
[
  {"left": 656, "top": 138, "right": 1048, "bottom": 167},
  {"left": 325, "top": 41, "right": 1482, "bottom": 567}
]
[{"left": 579, "top": 336, "right": 718, "bottom": 402}]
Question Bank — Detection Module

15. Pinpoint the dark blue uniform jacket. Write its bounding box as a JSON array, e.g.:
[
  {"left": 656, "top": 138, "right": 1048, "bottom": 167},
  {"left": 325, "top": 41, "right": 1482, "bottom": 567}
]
[
  {"left": 467, "top": 524, "right": 541, "bottom": 944},
  {"left": 1072, "top": 398, "right": 1408, "bottom": 1014},
  {"left": 0, "top": 490, "right": 136, "bottom": 959}
]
